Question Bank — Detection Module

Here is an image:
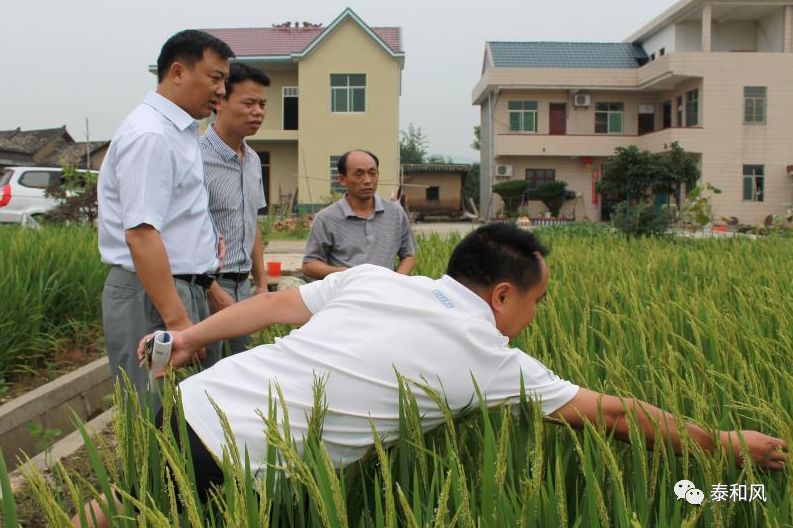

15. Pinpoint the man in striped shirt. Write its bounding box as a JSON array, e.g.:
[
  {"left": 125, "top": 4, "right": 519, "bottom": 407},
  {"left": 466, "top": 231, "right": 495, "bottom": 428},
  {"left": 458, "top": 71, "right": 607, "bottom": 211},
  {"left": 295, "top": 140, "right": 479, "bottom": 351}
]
[{"left": 202, "top": 63, "right": 269, "bottom": 355}]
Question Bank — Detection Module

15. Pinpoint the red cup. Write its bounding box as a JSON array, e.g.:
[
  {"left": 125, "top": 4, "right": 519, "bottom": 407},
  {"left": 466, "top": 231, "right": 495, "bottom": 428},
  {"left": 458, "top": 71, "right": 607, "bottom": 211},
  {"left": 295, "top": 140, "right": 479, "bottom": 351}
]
[{"left": 267, "top": 261, "right": 282, "bottom": 278}]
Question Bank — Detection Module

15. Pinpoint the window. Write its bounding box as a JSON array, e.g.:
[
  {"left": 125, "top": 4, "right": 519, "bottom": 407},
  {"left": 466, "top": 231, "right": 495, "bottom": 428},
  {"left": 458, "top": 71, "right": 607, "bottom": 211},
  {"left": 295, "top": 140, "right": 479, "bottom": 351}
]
[
  {"left": 744, "top": 86, "right": 766, "bottom": 124},
  {"left": 508, "top": 101, "right": 538, "bottom": 132},
  {"left": 594, "top": 102, "right": 624, "bottom": 134},
  {"left": 676, "top": 96, "right": 683, "bottom": 127},
  {"left": 19, "top": 170, "right": 60, "bottom": 189},
  {"left": 685, "top": 89, "right": 699, "bottom": 127},
  {"left": 426, "top": 186, "right": 440, "bottom": 201},
  {"left": 330, "top": 74, "right": 366, "bottom": 113},
  {"left": 659, "top": 47, "right": 666, "bottom": 56},
  {"left": 742, "top": 165, "right": 764, "bottom": 202},
  {"left": 329, "top": 155, "right": 345, "bottom": 194},
  {"left": 650, "top": 53, "right": 656, "bottom": 61},
  {"left": 525, "top": 169, "right": 556, "bottom": 188},
  {"left": 283, "top": 86, "right": 298, "bottom": 130}
]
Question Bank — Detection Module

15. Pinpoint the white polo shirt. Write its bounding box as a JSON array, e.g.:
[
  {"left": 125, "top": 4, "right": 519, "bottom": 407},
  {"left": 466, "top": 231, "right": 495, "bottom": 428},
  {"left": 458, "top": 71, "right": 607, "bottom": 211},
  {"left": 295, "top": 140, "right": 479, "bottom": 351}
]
[
  {"left": 179, "top": 264, "right": 578, "bottom": 472},
  {"left": 98, "top": 91, "right": 219, "bottom": 274}
]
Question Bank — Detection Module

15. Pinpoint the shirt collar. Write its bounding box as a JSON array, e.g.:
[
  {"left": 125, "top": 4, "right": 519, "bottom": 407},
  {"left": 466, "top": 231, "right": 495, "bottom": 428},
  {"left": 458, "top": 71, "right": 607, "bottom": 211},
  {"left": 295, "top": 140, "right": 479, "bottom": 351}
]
[
  {"left": 143, "top": 91, "right": 196, "bottom": 131},
  {"left": 338, "top": 194, "right": 385, "bottom": 218},
  {"left": 204, "top": 123, "right": 240, "bottom": 163},
  {"left": 436, "top": 275, "right": 496, "bottom": 325}
]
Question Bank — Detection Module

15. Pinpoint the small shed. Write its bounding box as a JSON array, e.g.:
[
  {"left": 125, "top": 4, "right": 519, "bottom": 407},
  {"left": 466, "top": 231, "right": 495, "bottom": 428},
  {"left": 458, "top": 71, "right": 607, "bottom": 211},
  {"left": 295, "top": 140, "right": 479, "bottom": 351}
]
[{"left": 401, "top": 163, "right": 471, "bottom": 215}]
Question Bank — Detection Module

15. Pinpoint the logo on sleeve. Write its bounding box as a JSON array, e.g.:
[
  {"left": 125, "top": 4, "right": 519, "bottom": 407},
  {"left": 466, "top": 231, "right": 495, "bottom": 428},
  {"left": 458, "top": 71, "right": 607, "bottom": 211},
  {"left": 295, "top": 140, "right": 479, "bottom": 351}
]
[{"left": 432, "top": 289, "right": 455, "bottom": 309}]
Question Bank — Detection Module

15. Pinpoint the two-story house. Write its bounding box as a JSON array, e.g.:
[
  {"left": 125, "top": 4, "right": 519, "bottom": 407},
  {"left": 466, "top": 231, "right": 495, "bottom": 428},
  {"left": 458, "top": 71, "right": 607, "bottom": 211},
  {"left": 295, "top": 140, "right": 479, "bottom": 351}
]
[
  {"left": 205, "top": 8, "right": 404, "bottom": 213},
  {"left": 474, "top": 0, "right": 793, "bottom": 224}
]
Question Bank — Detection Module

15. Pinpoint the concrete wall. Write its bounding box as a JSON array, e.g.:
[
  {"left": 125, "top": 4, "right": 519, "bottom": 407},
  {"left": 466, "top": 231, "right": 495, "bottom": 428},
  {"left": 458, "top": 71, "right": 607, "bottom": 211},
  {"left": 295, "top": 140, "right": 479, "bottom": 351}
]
[
  {"left": 713, "top": 21, "right": 758, "bottom": 52},
  {"left": 402, "top": 172, "right": 462, "bottom": 211},
  {"left": 758, "top": 10, "right": 785, "bottom": 52},
  {"left": 297, "top": 19, "right": 401, "bottom": 207},
  {"left": 676, "top": 21, "right": 703, "bottom": 52},
  {"left": 642, "top": 25, "right": 676, "bottom": 57}
]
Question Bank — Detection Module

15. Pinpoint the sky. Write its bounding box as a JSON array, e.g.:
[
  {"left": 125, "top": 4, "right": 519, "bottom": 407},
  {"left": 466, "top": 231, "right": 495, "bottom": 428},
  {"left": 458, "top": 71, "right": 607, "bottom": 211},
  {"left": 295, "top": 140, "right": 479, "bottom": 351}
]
[{"left": 1, "top": 0, "right": 679, "bottom": 162}]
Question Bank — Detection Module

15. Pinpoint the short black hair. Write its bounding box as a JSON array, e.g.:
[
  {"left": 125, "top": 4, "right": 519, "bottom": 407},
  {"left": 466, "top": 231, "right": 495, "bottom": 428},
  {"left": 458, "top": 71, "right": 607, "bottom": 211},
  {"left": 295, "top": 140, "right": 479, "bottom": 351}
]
[
  {"left": 157, "top": 30, "right": 235, "bottom": 83},
  {"left": 447, "top": 223, "right": 549, "bottom": 292},
  {"left": 225, "top": 62, "right": 271, "bottom": 98},
  {"left": 337, "top": 150, "right": 380, "bottom": 176}
]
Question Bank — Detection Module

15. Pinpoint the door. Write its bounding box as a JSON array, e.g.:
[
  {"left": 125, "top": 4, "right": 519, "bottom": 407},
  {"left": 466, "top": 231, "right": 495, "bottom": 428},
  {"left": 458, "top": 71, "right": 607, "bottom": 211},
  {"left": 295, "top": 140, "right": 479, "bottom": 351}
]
[
  {"left": 638, "top": 104, "right": 655, "bottom": 135},
  {"left": 662, "top": 101, "right": 672, "bottom": 129},
  {"left": 549, "top": 103, "right": 566, "bottom": 135}
]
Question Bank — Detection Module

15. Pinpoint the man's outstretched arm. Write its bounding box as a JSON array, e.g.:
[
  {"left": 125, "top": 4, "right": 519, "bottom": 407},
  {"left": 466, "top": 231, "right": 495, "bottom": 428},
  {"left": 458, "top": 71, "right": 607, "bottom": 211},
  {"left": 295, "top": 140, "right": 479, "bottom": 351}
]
[
  {"left": 551, "top": 388, "right": 788, "bottom": 470},
  {"left": 139, "top": 288, "right": 312, "bottom": 371}
]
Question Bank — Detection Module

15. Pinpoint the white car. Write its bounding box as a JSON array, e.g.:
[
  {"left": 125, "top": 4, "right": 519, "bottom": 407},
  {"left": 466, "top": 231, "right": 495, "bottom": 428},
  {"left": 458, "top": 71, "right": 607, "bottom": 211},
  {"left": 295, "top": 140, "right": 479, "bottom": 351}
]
[{"left": 0, "top": 166, "right": 64, "bottom": 223}]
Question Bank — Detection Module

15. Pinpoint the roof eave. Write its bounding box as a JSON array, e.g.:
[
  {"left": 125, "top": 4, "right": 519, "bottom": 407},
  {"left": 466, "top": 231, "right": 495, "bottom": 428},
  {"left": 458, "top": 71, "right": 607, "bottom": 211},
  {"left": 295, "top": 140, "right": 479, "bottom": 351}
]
[
  {"left": 624, "top": 0, "right": 700, "bottom": 43},
  {"left": 292, "top": 8, "right": 403, "bottom": 61}
]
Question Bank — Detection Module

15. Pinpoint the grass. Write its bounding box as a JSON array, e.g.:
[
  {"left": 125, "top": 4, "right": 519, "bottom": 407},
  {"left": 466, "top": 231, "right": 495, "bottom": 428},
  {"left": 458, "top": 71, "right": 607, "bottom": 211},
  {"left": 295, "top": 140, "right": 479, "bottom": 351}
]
[{"left": 3, "top": 225, "right": 792, "bottom": 526}]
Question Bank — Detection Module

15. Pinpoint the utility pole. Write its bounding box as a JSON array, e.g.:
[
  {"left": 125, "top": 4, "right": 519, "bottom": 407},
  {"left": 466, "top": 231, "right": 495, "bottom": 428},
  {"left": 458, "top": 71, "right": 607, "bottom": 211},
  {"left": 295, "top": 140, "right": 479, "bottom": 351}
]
[{"left": 84, "top": 118, "right": 90, "bottom": 169}]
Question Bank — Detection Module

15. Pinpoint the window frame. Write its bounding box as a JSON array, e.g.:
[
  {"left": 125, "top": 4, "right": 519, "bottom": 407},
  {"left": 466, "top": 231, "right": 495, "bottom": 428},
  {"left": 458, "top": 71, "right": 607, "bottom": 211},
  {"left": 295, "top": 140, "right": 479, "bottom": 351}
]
[
  {"left": 525, "top": 168, "right": 556, "bottom": 189},
  {"left": 742, "top": 164, "right": 764, "bottom": 202},
  {"left": 594, "top": 102, "right": 624, "bottom": 134},
  {"left": 743, "top": 86, "right": 766, "bottom": 125},
  {"left": 329, "top": 155, "right": 345, "bottom": 194},
  {"left": 508, "top": 101, "right": 538, "bottom": 132},
  {"left": 330, "top": 74, "right": 366, "bottom": 114}
]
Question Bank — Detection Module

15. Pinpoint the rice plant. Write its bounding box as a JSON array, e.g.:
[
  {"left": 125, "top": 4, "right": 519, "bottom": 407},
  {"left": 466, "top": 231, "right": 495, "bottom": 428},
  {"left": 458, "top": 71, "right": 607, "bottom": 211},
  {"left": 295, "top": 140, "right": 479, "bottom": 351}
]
[
  {"left": 3, "top": 226, "right": 791, "bottom": 526},
  {"left": 0, "top": 226, "right": 106, "bottom": 379}
]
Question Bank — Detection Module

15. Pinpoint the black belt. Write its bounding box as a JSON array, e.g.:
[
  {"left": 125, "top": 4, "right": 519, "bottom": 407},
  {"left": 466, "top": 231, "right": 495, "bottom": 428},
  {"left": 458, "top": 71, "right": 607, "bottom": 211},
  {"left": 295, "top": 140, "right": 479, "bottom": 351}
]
[
  {"left": 217, "top": 272, "right": 250, "bottom": 283},
  {"left": 173, "top": 274, "right": 216, "bottom": 289}
]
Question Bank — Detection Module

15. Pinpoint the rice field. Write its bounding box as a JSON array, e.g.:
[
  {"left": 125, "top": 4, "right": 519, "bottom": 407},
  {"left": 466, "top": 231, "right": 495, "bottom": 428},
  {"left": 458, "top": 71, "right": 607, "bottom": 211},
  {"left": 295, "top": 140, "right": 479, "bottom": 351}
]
[
  {"left": 2, "top": 225, "right": 792, "bottom": 526},
  {"left": 0, "top": 226, "right": 106, "bottom": 380}
]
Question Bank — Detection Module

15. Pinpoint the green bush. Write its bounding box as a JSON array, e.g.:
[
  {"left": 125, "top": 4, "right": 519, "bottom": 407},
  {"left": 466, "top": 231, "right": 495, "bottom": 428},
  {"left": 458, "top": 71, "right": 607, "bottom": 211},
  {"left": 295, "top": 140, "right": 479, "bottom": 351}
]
[
  {"left": 529, "top": 180, "right": 568, "bottom": 216},
  {"left": 491, "top": 180, "right": 527, "bottom": 215},
  {"left": 611, "top": 201, "right": 672, "bottom": 236}
]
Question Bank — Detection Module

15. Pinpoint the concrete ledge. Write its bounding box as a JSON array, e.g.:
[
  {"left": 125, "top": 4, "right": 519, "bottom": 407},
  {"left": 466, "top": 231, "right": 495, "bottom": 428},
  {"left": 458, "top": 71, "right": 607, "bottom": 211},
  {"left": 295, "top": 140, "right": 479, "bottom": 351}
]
[
  {"left": 0, "top": 357, "right": 112, "bottom": 472},
  {"left": 6, "top": 407, "right": 114, "bottom": 494}
]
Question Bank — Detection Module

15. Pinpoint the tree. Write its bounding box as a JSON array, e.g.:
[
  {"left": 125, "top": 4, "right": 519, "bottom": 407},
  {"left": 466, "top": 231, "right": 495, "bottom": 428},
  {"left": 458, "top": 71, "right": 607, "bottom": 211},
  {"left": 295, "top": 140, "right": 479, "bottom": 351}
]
[
  {"left": 399, "top": 124, "right": 428, "bottom": 164},
  {"left": 464, "top": 163, "right": 480, "bottom": 207},
  {"left": 472, "top": 126, "right": 480, "bottom": 151},
  {"left": 596, "top": 142, "right": 699, "bottom": 204},
  {"left": 44, "top": 164, "right": 98, "bottom": 224}
]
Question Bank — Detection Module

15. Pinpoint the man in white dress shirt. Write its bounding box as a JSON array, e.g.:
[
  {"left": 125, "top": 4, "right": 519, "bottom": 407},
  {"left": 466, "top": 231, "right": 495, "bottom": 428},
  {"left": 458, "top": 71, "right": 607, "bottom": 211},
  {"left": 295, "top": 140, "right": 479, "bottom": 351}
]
[{"left": 97, "top": 30, "right": 234, "bottom": 402}]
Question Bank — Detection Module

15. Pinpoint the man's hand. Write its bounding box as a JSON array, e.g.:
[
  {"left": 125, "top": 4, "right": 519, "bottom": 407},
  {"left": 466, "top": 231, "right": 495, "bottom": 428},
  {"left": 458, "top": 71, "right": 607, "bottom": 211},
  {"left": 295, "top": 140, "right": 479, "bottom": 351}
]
[
  {"left": 721, "top": 430, "right": 788, "bottom": 471},
  {"left": 216, "top": 235, "right": 226, "bottom": 273},
  {"left": 137, "top": 330, "right": 202, "bottom": 377},
  {"left": 207, "top": 282, "right": 235, "bottom": 314}
]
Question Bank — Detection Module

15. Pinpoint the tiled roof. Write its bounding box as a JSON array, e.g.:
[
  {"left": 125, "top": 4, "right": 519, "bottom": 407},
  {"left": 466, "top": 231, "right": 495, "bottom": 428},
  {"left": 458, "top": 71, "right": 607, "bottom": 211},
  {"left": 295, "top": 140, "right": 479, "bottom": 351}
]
[
  {"left": 0, "top": 127, "right": 71, "bottom": 155},
  {"left": 488, "top": 42, "right": 648, "bottom": 69},
  {"left": 203, "top": 26, "right": 402, "bottom": 57},
  {"left": 39, "top": 141, "right": 110, "bottom": 167}
]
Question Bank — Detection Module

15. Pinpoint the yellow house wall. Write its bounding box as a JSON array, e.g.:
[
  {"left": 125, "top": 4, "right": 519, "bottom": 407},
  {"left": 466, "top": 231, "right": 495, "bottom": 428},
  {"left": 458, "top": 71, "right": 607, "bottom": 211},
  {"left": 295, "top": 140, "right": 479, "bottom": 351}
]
[
  {"left": 257, "top": 68, "right": 299, "bottom": 132},
  {"left": 249, "top": 141, "right": 298, "bottom": 208},
  {"left": 297, "top": 19, "right": 400, "bottom": 206}
]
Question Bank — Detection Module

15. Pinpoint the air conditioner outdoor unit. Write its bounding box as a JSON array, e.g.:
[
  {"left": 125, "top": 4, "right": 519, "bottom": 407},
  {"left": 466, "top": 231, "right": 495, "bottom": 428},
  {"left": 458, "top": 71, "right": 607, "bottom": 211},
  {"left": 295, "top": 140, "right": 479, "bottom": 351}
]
[
  {"left": 495, "top": 164, "right": 513, "bottom": 178},
  {"left": 573, "top": 94, "right": 591, "bottom": 107}
]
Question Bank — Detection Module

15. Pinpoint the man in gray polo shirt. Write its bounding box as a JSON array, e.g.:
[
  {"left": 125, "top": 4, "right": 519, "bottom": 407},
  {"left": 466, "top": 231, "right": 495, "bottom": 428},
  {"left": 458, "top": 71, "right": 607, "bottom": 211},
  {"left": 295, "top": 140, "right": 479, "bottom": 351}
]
[
  {"left": 302, "top": 150, "right": 416, "bottom": 279},
  {"left": 202, "top": 63, "right": 269, "bottom": 355}
]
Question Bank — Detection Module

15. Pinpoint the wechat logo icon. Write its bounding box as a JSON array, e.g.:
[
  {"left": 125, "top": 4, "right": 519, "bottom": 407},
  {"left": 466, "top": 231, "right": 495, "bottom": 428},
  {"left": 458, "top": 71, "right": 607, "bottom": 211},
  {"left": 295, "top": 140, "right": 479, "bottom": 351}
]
[{"left": 674, "top": 479, "right": 705, "bottom": 505}]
